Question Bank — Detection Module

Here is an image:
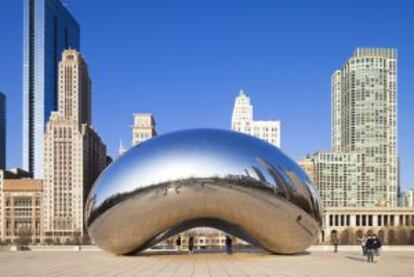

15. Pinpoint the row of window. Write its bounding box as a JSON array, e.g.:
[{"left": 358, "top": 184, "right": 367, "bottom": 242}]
[{"left": 328, "top": 214, "right": 414, "bottom": 227}]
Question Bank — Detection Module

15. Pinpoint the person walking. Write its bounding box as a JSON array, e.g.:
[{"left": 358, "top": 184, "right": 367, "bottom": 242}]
[
  {"left": 175, "top": 235, "right": 182, "bottom": 252},
  {"left": 372, "top": 234, "right": 382, "bottom": 263},
  {"left": 332, "top": 236, "right": 339, "bottom": 253},
  {"left": 225, "top": 235, "right": 233, "bottom": 255},
  {"left": 359, "top": 235, "right": 367, "bottom": 256},
  {"left": 188, "top": 236, "right": 194, "bottom": 254},
  {"left": 365, "top": 235, "right": 374, "bottom": 263}
]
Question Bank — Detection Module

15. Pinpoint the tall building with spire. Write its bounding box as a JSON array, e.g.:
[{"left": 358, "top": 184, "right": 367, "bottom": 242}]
[
  {"left": 43, "top": 50, "right": 106, "bottom": 242},
  {"left": 231, "top": 90, "right": 281, "bottom": 147},
  {"left": 118, "top": 140, "right": 127, "bottom": 156},
  {"left": 23, "top": 0, "right": 80, "bottom": 178}
]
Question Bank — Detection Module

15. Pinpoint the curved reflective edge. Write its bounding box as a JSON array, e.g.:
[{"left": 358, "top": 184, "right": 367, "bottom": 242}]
[{"left": 85, "top": 129, "right": 323, "bottom": 255}]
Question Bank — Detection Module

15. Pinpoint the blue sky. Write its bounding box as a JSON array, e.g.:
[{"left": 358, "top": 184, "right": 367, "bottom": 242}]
[{"left": 0, "top": 0, "right": 413, "bottom": 190}]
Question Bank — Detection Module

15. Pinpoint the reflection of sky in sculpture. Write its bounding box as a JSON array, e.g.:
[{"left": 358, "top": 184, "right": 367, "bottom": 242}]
[
  {"left": 86, "top": 128, "right": 322, "bottom": 255},
  {"left": 90, "top": 129, "right": 321, "bottom": 220}
]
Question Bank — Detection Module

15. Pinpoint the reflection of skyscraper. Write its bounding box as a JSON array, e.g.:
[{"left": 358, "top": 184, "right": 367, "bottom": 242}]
[
  {"left": 231, "top": 90, "right": 281, "bottom": 147},
  {"left": 23, "top": 0, "right": 80, "bottom": 178},
  {"left": 0, "top": 92, "right": 5, "bottom": 170},
  {"left": 44, "top": 50, "right": 106, "bottom": 242}
]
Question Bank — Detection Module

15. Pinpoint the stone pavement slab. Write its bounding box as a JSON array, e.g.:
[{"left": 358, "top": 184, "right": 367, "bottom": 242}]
[{"left": 0, "top": 250, "right": 413, "bottom": 276}]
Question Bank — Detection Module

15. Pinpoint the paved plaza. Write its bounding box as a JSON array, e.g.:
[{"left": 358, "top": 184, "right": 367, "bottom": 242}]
[{"left": 1, "top": 250, "right": 414, "bottom": 277}]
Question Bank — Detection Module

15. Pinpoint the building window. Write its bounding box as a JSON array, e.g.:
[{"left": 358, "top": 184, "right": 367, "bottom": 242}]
[
  {"left": 368, "top": 215, "right": 373, "bottom": 227},
  {"left": 390, "top": 215, "right": 395, "bottom": 226}
]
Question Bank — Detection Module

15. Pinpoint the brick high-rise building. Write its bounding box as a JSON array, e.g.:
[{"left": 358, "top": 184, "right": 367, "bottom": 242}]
[{"left": 0, "top": 169, "right": 43, "bottom": 243}]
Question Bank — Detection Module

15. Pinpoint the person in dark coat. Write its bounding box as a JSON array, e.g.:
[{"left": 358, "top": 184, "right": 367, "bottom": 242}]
[
  {"left": 332, "top": 236, "right": 339, "bottom": 253},
  {"left": 365, "top": 235, "right": 375, "bottom": 263},
  {"left": 188, "top": 236, "right": 194, "bottom": 254},
  {"left": 372, "top": 234, "right": 382, "bottom": 263},
  {"left": 225, "top": 235, "right": 233, "bottom": 255}
]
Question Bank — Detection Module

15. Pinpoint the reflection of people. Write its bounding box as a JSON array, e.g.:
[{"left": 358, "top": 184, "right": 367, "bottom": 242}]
[
  {"left": 372, "top": 234, "right": 382, "bottom": 263},
  {"left": 225, "top": 235, "right": 233, "bottom": 255},
  {"left": 188, "top": 236, "right": 194, "bottom": 254},
  {"left": 365, "top": 235, "right": 374, "bottom": 263},
  {"left": 175, "top": 236, "right": 181, "bottom": 251}
]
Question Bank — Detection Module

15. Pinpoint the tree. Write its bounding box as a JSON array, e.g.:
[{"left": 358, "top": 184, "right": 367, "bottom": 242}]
[
  {"left": 72, "top": 231, "right": 82, "bottom": 245},
  {"left": 387, "top": 229, "right": 396, "bottom": 245},
  {"left": 16, "top": 228, "right": 32, "bottom": 250},
  {"left": 340, "top": 228, "right": 354, "bottom": 245},
  {"left": 378, "top": 230, "right": 385, "bottom": 243},
  {"left": 356, "top": 229, "right": 364, "bottom": 240},
  {"left": 396, "top": 229, "right": 408, "bottom": 245},
  {"left": 409, "top": 230, "right": 414, "bottom": 245},
  {"left": 330, "top": 230, "right": 338, "bottom": 243},
  {"left": 44, "top": 237, "right": 53, "bottom": 245}
]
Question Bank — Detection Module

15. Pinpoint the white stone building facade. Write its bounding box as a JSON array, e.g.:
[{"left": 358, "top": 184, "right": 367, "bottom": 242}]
[
  {"left": 231, "top": 90, "right": 281, "bottom": 147},
  {"left": 132, "top": 113, "right": 157, "bottom": 146},
  {"left": 321, "top": 207, "right": 414, "bottom": 245},
  {"left": 43, "top": 50, "right": 106, "bottom": 242}
]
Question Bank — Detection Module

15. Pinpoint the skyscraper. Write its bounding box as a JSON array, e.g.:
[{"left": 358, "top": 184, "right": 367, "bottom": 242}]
[
  {"left": 300, "top": 48, "right": 399, "bottom": 208},
  {"left": 0, "top": 92, "right": 5, "bottom": 170},
  {"left": 132, "top": 113, "right": 157, "bottom": 146},
  {"left": 332, "top": 48, "right": 399, "bottom": 207},
  {"left": 23, "top": 0, "right": 80, "bottom": 178},
  {"left": 231, "top": 90, "right": 281, "bottom": 147},
  {"left": 43, "top": 50, "right": 106, "bottom": 242}
]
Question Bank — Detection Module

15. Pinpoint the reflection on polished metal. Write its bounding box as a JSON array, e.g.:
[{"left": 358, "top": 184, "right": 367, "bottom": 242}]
[{"left": 85, "top": 129, "right": 322, "bottom": 255}]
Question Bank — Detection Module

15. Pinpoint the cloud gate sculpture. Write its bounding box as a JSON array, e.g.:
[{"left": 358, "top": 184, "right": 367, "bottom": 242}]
[{"left": 85, "top": 129, "right": 322, "bottom": 255}]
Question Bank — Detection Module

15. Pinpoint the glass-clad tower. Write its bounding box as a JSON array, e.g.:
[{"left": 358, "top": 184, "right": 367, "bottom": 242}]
[
  {"left": 23, "top": 0, "right": 80, "bottom": 178},
  {"left": 0, "top": 92, "right": 5, "bottom": 170}
]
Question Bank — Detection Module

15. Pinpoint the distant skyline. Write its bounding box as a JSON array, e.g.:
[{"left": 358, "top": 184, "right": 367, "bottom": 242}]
[{"left": 0, "top": 0, "right": 413, "bottom": 190}]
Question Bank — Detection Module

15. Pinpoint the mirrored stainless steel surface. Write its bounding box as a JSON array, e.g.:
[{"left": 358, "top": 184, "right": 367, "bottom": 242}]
[{"left": 85, "top": 129, "right": 322, "bottom": 255}]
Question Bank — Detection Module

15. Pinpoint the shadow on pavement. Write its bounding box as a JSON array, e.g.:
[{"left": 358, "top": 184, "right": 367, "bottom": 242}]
[
  {"left": 345, "top": 255, "right": 366, "bottom": 262},
  {"left": 130, "top": 248, "right": 312, "bottom": 257}
]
